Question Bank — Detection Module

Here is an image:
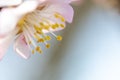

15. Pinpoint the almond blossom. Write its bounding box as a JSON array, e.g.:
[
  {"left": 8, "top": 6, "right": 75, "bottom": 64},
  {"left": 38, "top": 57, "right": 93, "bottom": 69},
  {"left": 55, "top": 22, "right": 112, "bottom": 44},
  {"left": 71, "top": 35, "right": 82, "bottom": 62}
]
[{"left": 0, "top": 0, "right": 80, "bottom": 60}]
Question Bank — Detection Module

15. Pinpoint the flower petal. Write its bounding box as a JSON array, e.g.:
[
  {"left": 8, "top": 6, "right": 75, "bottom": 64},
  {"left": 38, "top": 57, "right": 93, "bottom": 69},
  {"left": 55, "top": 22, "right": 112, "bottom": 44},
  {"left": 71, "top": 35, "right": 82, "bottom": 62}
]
[
  {"left": 14, "top": 0, "right": 39, "bottom": 15},
  {"left": 0, "top": 0, "right": 22, "bottom": 7},
  {"left": 48, "top": 0, "right": 71, "bottom": 3},
  {"left": 14, "top": 34, "right": 31, "bottom": 59},
  {"left": 0, "top": 8, "right": 21, "bottom": 35},
  {"left": 48, "top": 3, "right": 74, "bottom": 23},
  {"left": 48, "top": 0, "right": 81, "bottom": 4},
  {"left": 0, "top": 0, "right": 39, "bottom": 35}
]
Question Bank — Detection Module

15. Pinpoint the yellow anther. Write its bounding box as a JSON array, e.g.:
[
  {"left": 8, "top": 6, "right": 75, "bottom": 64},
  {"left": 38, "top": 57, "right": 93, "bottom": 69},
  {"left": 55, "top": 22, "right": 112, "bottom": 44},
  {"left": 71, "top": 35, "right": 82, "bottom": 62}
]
[
  {"left": 51, "top": 23, "right": 59, "bottom": 29},
  {"left": 36, "top": 46, "right": 42, "bottom": 53},
  {"left": 46, "top": 44, "right": 50, "bottom": 48},
  {"left": 37, "top": 38, "right": 44, "bottom": 43},
  {"left": 44, "top": 25, "right": 49, "bottom": 30},
  {"left": 36, "top": 30, "right": 43, "bottom": 34},
  {"left": 51, "top": 25, "right": 57, "bottom": 29},
  {"left": 45, "top": 36, "right": 51, "bottom": 41},
  {"left": 54, "top": 13, "right": 59, "bottom": 18},
  {"left": 54, "top": 13, "right": 65, "bottom": 22},
  {"left": 56, "top": 35, "right": 62, "bottom": 41},
  {"left": 60, "top": 24, "right": 65, "bottom": 28},
  {"left": 34, "top": 25, "right": 42, "bottom": 31},
  {"left": 36, "top": 46, "right": 40, "bottom": 51},
  {"left": 55, "top": 23, "right": 59, "bottom": 27},
  {"left": 60, "top": 17, "right": 65, "bottom": 22}
]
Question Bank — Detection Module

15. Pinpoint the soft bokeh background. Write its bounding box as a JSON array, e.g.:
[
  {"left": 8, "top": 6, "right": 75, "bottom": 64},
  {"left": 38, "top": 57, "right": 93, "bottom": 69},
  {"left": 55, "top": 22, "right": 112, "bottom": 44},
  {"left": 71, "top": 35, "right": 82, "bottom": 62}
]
[{"left": 1, "top": 1, "right": 120, "bottom": 80}]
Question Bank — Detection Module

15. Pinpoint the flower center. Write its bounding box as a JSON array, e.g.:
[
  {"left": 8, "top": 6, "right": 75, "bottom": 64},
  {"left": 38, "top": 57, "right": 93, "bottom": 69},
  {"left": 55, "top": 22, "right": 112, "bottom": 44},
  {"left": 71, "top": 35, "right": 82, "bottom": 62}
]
[{"left": 17, "top": 10, "right": 65, "bottom": 54}]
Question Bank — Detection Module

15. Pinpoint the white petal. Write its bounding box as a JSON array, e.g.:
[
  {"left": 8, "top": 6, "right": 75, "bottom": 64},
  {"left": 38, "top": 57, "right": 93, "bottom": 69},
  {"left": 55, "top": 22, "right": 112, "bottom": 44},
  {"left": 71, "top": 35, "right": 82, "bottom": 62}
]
[
  {"left": 14, "top": 0, "right": 39, "bottom": 15},
  {"left": 0, "top": 8, "right": 21, "bottom": 35},
  {"left": 0, "top": 0, "right": 22, "bottom": 7},
  {"left": 0, "top": 0, "right": 41, "bottom": 35}
]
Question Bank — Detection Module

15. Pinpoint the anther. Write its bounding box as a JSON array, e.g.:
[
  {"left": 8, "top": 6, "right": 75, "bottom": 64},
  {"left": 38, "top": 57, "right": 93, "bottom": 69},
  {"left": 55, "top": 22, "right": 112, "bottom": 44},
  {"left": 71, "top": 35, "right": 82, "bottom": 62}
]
[
  {"left": 60, "top": 24, "right": 65, "bottom": 28},
  {"left": 56, "top": 35, "right": 62, "bottom": 41},
  {"left": 45, "top": 36, "right": 51, "bottom": 41},
  {"left": 36, "top": 46, "right": 42, "bottom": 54},
  {"left": 46, "top": 44, "right": 50, "bottom": 48}
]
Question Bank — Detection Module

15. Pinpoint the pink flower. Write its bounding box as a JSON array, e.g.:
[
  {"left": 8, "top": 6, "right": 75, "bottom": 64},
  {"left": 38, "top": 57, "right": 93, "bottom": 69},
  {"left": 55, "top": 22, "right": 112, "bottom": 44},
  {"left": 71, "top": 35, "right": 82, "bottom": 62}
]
[{"left": 0, "top": 0, "right": 80, "bottom": 60}]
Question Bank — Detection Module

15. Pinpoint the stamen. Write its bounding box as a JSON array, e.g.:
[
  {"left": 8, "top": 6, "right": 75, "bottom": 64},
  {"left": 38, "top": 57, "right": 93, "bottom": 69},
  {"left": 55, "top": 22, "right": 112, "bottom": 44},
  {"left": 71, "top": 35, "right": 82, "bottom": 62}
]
[
  {"left": 44, "top": 41, "right": 50, "bottom": 48},
  {"left": 56, "top": 35, "right": 62, "bottom": 41},
  {"left": 17, "top": 9, "right": 65, "bottom": 55},
  {"left": 54, "top": 13, "right": 65, "bottom": 22},
  {"left": 46, "top": 44, "right": 50, "bottom": 48},
  {"left": 35, "top": 46, "right": 42, "bottom": 54},
  {"left": 45, "top": 35, "right": 51, "bottom": 41},
  {"left": 60, "top": 24, "right": 65, "bottom": 28},
  {"left": 37, "top": 38, "right": 44, "bottom": 43},
  {"left": 51, "top": 23, "right": 59, "bottom": 29},
  {"left": 49, "top": 31, "right": 62, "bottom": 41}
]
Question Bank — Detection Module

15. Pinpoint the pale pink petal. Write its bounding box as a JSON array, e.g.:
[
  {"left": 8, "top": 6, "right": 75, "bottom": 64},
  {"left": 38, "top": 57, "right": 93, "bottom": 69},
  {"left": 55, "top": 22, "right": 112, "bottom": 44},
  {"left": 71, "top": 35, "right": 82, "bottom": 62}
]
[
  {"left": 48, "top": 0, "right": 71, "bottom": 3},
  {"left": 48, "top": 3, "right": 74, "bottom": 23},
  {"left": 48, "top": 0, "right": 81, "bottom": 3},
  {"left": 0, "top": 0, "right": 22, "bottom": 7},
  {"left": 69, "top": 0, "right": 81, "bottom": 3},
  {"left": 14, "top": 34, "right": 31, "bottom": 59}
]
